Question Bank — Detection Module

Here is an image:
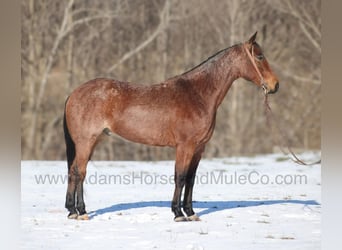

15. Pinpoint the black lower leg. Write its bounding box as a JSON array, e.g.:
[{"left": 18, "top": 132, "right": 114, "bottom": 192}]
[
  {"left": 171, "top": 173, "right": 186, "bottom": 219},
  {"left": 76, "top": 181, "right": 86, "bottom": 215},
  {"left": 65, "top": 190, "right": 77, "bottom": 216},
  {"left": 183, "top": 195, "right": 195, "bottom": 216},
  {"left": 65, "top": 172, "right": 77, "bottom": 217},
  {"left": 183, "top": 147, "right": 202, "bottom": 217},
  {"left": 171, "top": 201, "right": 185, "bottom": 218},
  {"left": 183, "top": 177, "right": 196, "bottom": 216}
]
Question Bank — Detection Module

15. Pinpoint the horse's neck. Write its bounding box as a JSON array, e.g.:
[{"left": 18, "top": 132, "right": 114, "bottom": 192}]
[
  {"left": 182, "top": 57, "right": 239, "bottom": 110},
  {"left": 211, "top": 63, "right": 239, "bottom": 108}
]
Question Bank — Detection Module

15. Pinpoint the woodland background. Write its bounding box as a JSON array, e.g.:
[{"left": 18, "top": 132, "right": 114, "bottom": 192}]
[{"left": 21, "top": 0, "right": 321, "bottom": 160}]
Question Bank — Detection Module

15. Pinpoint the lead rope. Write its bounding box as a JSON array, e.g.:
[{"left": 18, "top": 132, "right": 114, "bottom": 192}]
[
  {"left": 263, "top": 94, "right": 321, "bottom": 166},
  {"left": 244, "top": 43, "right": 320, "bottom": 165}
]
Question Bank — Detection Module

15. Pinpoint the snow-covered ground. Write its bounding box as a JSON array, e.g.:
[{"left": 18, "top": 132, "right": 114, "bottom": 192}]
[{"left": 21, "top": 152, "right": 321, "bottom": 250}]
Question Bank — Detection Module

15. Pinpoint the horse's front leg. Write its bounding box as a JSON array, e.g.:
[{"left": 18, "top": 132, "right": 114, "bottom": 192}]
[
  {"left": 171, "top": 144, "right": 196, "bottom": 222},
  {"left": 171, "top": 172, "right": 187, "bottom": 221},
  {"left": 183, "top": 145, "right": 205, "bottom": 221}
]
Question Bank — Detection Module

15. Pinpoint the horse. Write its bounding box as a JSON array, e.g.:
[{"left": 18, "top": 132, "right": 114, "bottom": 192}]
[{"left": 63, "top": 32, "right": 279, "bottom": 221}]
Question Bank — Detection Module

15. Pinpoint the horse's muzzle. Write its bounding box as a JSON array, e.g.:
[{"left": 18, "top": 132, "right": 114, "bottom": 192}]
[{"left": 266, "top": 82, "right": 279, "bottom": 95}]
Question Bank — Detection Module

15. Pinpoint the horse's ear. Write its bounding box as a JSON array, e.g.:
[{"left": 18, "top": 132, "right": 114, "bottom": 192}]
[{"left": 247, "top": 31, "right": 258, "bottom": 44}]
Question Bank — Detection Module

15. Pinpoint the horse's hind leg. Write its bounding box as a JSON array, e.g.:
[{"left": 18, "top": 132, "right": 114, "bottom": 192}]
[
  {"left": 66, "top": 162, "right": 78, "bottom": 219},
  {"left": 64, "top": 111, "right": 78, "bottom": 218},
  {"left": 66, "top": 157, "right": 79, "bottom": 219},
  {"left": 74, "top": 154, "right": 89, "bottom": 220},
  {"left": 66, "top": 139, "right": 96, "bottom": 220}
]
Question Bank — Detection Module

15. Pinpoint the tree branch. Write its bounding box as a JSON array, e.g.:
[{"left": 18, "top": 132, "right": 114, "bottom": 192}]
[
  {"left": 285, "top": 0, "right": 321, "bottom": 53},
  {"left": 35, "top": 0, "right": 74, "bottom": 112},
  {"left": 106, "top": 0, "right": 170, "bottom": 74}
]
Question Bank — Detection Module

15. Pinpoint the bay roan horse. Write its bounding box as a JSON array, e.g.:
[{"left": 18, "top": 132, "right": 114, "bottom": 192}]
[{"left": 63, "top": 32, "right": 279, "bottom": 221}]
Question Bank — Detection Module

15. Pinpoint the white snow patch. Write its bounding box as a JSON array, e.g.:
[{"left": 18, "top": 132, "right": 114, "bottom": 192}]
[{"left": 21, "top": 152, "right": 321, "bottom": 249}]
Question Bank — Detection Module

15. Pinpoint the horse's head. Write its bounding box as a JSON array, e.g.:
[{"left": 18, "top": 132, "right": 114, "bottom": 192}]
[{"left": 241, "top": 32, "right": 279, "bottom": 94}]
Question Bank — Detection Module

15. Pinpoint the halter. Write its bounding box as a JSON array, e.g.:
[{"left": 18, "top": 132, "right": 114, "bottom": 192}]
[
  {"left": 244, "top": 42, "right": 321, "bottom": 166},
  {"left": 243, "top": 43, "right": 268, "bottom": 95}
]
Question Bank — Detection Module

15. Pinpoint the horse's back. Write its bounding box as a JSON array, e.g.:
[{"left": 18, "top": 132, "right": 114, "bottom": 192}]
[
  {"left": 68, "top": 78, "right": 124, "bottom": 100},
  {"left": 65, "top": 78, "right": 177, "bottom": 146}
]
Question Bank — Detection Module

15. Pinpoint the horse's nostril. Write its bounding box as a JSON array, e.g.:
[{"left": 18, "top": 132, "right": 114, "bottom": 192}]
[
  {"left": 267, "top": 82, "right": 279, "bottom": 94},
  {"left": 275, "top": 82, "right": 279, "bottom": 92}
]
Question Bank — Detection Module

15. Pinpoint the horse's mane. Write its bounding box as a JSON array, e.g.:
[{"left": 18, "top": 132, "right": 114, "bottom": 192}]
[{"left": 181, "top": 44, "right": 240, "bottom": 76}]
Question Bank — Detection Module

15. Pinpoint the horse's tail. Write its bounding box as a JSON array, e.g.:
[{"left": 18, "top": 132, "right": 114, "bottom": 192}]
[{"left": 63, "top": 97, "right": 75, "bottom": 169}]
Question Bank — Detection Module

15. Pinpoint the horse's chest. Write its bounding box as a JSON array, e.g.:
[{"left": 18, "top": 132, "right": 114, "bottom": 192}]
[{"left": 172, "top": 110, "right": 216, "bottom": 145}]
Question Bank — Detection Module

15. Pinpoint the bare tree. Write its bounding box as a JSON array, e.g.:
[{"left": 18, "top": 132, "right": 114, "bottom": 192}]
[{"left": 22, "top": 0, "right": 122, "bottom": 159}]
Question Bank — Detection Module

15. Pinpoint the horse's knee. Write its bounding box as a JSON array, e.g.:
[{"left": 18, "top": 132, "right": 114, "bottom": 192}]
[
  {"left": 175, "top": 173, "right": 186, "bottom": 186},
  {"left": 77, "top": 167, "right": 87, "bottom": 181}
]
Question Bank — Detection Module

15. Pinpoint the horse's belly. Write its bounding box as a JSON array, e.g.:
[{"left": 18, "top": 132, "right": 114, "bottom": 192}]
[
  {"left": 114, "top": 123, "right": 174, "bottom": 147},
  {"left": 110, "top": 107, "right": 175, "bottom": 147}
]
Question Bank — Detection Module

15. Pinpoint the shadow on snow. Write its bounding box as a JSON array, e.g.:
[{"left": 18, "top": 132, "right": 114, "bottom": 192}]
[{"left": 88, "top": 199, "right": 320, "bottom": 219}]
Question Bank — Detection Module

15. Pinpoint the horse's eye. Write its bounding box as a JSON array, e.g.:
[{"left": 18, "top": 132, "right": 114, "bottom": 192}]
[{"left": 256, "top": 54, "right": 264, "bottom": 61}]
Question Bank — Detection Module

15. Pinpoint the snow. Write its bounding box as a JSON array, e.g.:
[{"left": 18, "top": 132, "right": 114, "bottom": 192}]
[{"left": 21, "top": 152, "right": 321, "bottom": 249}]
